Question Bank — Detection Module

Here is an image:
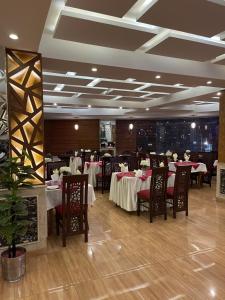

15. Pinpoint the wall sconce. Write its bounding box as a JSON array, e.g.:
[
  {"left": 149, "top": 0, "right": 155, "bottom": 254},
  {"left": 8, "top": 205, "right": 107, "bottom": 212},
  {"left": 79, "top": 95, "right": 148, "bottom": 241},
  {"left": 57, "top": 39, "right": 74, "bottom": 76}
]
[
  {"left": 74, "top": 123, "right": 79, "bottom": 130},
  {"left": 128, "top": 123, "right": 134, "bottom": 134}
]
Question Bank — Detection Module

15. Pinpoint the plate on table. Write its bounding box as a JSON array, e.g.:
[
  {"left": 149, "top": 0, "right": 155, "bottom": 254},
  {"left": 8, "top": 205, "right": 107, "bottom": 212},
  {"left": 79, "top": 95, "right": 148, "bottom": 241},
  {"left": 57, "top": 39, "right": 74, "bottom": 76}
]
[{"left": 47, "top": 185, "right": 59, "bottom": 190}]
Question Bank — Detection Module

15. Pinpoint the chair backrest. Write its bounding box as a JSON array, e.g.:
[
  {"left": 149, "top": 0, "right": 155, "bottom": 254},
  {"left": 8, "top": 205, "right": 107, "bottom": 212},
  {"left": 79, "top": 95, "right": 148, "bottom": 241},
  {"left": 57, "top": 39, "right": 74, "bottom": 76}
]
[
  {"left": 102, "top": 157, "right": 113, "bottom": 177},
  {"left": 173, "top": 166, "right": 192, "bottom": 212},
  {"left": 46, "top": 161, "right": 67, "bottom": 180},
  {"left": 62, "top": 174, "right": 88, "bottom": 233},
  {"left": 150, "top": 167, "right": 168, "bottom": 216},
  {"left": 158, "top": 155, "right": 168, "bottom": 167},
  {"left": 150, "top": 154, "right": 159, "bottom": 169}
]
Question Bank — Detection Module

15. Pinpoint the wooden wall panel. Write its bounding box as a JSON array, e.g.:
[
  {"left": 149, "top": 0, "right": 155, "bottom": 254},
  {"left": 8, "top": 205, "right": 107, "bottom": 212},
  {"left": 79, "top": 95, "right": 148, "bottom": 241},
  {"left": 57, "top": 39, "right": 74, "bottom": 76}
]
[
  {"left": 116, "top": 120, "right": 136, "bottom": 154},
  {"left": 44, "top": 119, "right": 99, "bottom": 154},
  {"left": 218, "top": 91, "right": 225, "bottom": 162},
  {"left": 6, "top": 48, "right": 44, "bottom": 185}
]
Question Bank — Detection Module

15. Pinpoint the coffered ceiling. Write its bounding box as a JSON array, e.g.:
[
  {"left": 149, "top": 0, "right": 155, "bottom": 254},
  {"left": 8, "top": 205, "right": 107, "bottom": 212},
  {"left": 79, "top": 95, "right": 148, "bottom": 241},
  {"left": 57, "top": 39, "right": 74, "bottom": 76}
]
[{"left": 1, "top": 0, "right": 225, "bottom": 120}]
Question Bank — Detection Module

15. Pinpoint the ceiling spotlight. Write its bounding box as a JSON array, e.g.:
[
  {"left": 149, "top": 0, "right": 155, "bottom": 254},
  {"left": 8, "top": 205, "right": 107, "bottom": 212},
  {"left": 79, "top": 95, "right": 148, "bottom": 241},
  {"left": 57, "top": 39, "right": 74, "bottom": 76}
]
[
  {"left": 66, "top": 71, "right": 76, "bottom": 76},
  {"left": 217, "top": 92, "right": 222, "bottom": 96},
  {"left": 145, "top": 108, "right": 150, "bottom": 111},
  {"left": 91, "top": 67, "right": 98, "bottom": 72},
  {"left": 155, "top": 75, "right": 161, "bottom": 79},
  {"left": 119, "top": 106, "right": 123, "bottom": 109},
  {"left": 126, "top": 78, "right": 136, "bottom": 82},
  {"left": 74, "top": 123, "right": 79, "bottom": 131},
  {"left": 191, "top": 122, "right": 196, "bottom": 129},
  {"left": 9, "top": 33, "right": 19, "bottom": 40},
  {"left": 88, "top": 104, "right": 92, "bottom": 108},
  {"left": 53, "top": 103, "right": 57, "bottom": 106},
  {"left": 207, "top": 81, "right": 212, "bottom": 85}
]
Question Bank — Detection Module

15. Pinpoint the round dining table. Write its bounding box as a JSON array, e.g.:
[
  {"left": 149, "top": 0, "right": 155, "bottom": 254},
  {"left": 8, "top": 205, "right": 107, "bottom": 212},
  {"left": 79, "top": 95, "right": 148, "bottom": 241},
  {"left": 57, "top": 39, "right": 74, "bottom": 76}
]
[{"left": 109, "top": 171, "right": 175, "bottom": 212}]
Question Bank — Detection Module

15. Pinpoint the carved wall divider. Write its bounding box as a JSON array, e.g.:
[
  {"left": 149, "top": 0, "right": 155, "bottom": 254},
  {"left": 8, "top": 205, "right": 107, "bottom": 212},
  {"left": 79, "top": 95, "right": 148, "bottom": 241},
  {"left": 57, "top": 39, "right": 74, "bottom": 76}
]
[{"left": 6, "top": 48, "right": 44, "bottom": 185}]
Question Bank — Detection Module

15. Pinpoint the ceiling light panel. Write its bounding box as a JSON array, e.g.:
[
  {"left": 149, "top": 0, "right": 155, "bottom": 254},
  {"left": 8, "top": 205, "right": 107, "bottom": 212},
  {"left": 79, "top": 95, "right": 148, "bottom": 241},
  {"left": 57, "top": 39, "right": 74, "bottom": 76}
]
[
  {"left": 139, "top": 0, "right": 225, "bottom": 37},
  {"left": 54, "top": 16, "right": 155, "bottom": 50},
  {"left": 43, "top": 75, "right": 91, "bottom": 86},
  {"left": 147, "top": 37, "right": 225, "bottom": 61},
  {"left": 65, "top": 0, "right": 137, "bottom": 18}
]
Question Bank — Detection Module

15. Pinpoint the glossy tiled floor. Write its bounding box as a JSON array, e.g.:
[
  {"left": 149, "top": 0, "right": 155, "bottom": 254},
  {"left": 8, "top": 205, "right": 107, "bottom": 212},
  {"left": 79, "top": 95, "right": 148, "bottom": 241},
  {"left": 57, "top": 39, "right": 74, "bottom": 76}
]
[{"left": 2, "top": 181, "right": 225, "bottom": 299}]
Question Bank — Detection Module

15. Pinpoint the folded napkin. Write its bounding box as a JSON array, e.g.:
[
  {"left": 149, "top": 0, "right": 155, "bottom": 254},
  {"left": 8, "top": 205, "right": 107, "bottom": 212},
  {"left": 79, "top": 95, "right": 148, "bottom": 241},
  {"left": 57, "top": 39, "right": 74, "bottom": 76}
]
[
  {"left": 116, "top": 172, "right": 135, "bottom": 181},
  {"left": 51, "top": 174, "right": 59, "bottom": 181}
]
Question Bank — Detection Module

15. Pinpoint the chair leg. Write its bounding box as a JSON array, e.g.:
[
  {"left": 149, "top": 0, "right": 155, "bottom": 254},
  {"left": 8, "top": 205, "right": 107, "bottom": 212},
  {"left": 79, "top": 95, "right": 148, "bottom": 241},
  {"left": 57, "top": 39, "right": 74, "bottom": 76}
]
[
  {"left": 137, "top": 198, "right": 140, "bottom": 216},
  {"left": 101, "top": 179, "right": 104, "bottom": 194},
  {"left": 55, "top": 213, "right": 60, "bottom": 236},
  {"left": 62, "top": 224, "right": 66, "bottom": 247},
  {"left": 84, "top": 212, "right": 88, "bottom": 243}
]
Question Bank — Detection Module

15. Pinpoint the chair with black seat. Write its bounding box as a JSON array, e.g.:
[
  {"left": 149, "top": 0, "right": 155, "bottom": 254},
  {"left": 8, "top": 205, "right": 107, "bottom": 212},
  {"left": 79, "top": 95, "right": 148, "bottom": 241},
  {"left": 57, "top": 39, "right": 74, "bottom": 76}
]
[
  {"left": 96, "top": 157, "right": 113, "bottom": 194},
  {"left": 46, "top": 161, "right": 67, "bottom": 180},
  {"left": 166, "top": 165, "right": 191, "bottom": 218},
  {"left": 55, "top": 174, "right": 89, "bottom": 247},
  {"left": 137, "top": 167, "right": 168, "bottom": 223},
  {"left": 150, "top": 154, "right": 159, "bottom": 169}
]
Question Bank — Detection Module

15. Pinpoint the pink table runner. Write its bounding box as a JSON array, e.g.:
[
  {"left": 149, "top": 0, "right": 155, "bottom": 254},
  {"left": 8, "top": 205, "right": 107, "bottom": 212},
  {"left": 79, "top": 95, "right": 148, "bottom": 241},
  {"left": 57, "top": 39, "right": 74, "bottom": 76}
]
[
  {"left": 175, "top": 162, "right": 200, "bottom": 169},
  {"left": 86, "top": 161, "right": 102, "bottom": 169},
  {"left": 116, "top": 170, "right": 174, "bottom": 181}
]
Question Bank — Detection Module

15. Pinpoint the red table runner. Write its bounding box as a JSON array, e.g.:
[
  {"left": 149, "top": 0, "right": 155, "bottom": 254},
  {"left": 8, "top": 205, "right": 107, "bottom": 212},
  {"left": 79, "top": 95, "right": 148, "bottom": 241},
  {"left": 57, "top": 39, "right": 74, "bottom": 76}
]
[{"left": 175, "top": 162, "right": 200, "bottom": 169}]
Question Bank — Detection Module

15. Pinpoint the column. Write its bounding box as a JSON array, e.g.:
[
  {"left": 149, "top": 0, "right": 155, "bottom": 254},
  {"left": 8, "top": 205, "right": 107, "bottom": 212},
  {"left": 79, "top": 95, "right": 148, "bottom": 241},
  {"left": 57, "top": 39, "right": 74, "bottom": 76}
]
[{"left": 216, "top": 90, "right": 225, "bottom": 200}]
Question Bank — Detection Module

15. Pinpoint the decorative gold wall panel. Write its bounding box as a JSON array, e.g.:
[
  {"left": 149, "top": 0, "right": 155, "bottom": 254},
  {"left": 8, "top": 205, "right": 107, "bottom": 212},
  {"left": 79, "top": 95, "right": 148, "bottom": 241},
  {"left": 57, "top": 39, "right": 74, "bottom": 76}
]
[{"left": 6, "top": 49, "right": 44, "bottom": 185}]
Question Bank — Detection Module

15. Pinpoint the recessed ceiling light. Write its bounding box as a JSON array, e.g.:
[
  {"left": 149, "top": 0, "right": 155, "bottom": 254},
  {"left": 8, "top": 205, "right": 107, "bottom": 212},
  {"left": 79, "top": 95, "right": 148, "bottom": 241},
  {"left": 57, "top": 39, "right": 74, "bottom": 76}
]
[
  {"left": 91, "top": 67, "right": 98, "bottom": 72},
  {"left": 53, "top": 103, "right": 57, "bottom": 106},
  {"left": 54, "top": 84, "right": 65, "bottom": 91},
  {"left": 66, "top": 71, "right": 76, "bottom": 76},
  {"left": 119, "top": 106, "right": 123, "bottom": 109},
  {"left": 88, "top": 105, "right": 92, "bottom": 108},
  {"left": 217, "top": 92, "right": 222, "bottom": 96},
  {"left": 155, "top": 75, "right": 161, "bottom": 79},
  {"left": 207, "top": 81, "right": 212, "bottom": 85},
  {"left": 126, "top": 78, "right": 136, "bottom": 82},
  {"left": 9, "top": 33, "right": 18, "bottom": 40},
  {"left": 145, "top": 108, "right": 150, "bottom": 111}
]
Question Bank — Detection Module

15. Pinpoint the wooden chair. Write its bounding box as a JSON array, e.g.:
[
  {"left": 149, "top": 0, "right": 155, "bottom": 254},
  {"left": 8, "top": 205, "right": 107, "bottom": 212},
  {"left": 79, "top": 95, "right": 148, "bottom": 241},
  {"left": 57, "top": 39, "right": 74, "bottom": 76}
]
[
  {"left": 137, "top": 167, "right": 168, "bottom": 223},
  {"left": 55, "top": 175, "right": 89, "bottom": 247},
  {"left": 166, "top": 165, "right": 191, "bottom": 218},
  {"left": 46, "top": 161, "right": 67, "bottom": 180},
  {"left": 158, "top": 155, "right": 168, "bottom": 167},
  {"left": 96, "top": 157, "right": 113, "bottom": 194},
  {"left": 150, "top": 154, "right": 159, "bottom": 169}
]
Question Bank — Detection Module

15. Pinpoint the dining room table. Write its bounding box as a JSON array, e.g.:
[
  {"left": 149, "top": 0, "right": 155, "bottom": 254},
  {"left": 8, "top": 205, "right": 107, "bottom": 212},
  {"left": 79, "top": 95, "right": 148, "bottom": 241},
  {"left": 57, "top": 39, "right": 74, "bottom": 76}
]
[
  {"left": 168, "top": 161, "right": 207, "bottom": 173},
  {"left": 83, "top": 161, "right": 102, "bottom": 187},
  {"left": 45, "top": 182, "right": 96, "bottom": 211},
  {"left": 109, "top": 170, "right": 175, "bottom": 212}
]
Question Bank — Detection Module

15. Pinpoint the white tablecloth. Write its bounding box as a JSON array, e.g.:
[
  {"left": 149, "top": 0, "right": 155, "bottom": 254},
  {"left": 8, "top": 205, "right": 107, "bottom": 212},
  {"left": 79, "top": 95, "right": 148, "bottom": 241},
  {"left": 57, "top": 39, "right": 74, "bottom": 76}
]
[
  {"left": 169, "top": 162, "right": 207, "bottom": 173},
  {"left": 69, "top": 156, "right": 82, "bottom": 175},
  {"left": 46, "top": 184, "right": 96, "bottom": 211},
  {"left": 83, "top": 162, "right": 101, "bottom": 187},
  {"left": 109, "top": 172, "right": 175, "bottom": 212}
]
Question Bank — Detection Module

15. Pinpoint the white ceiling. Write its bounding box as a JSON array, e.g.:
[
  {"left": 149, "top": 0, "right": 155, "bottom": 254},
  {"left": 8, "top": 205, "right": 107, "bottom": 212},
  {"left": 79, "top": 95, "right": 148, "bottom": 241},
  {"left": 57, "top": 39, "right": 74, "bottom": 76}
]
[{"left": 1, "top": 0, "right": 225, "bottom": 119}]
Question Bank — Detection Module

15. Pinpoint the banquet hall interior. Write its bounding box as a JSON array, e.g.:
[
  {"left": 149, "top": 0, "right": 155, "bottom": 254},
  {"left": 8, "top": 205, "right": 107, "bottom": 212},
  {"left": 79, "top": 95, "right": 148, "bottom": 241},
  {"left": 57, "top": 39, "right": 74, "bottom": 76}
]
[{"left": 0, "top": 0, "right": 225, "bottom": 299}]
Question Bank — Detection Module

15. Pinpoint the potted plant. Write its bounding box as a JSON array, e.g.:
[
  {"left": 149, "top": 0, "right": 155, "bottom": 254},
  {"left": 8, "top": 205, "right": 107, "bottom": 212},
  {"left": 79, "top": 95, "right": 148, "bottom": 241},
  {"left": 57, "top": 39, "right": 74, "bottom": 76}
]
[{"left": 0, "top": 154, "right": 34, "bottom": 282}]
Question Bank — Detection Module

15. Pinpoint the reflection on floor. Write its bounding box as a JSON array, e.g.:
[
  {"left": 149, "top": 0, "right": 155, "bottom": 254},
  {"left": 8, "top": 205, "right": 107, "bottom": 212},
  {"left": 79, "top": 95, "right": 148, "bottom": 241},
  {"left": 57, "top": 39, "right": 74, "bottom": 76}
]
[{"left": 1, "top": 181, "right": 225, "bottom": 299}]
